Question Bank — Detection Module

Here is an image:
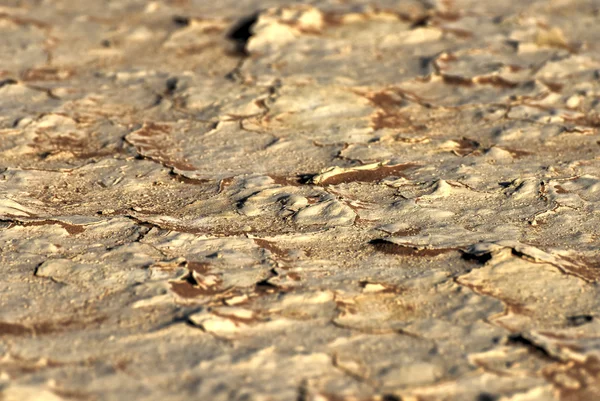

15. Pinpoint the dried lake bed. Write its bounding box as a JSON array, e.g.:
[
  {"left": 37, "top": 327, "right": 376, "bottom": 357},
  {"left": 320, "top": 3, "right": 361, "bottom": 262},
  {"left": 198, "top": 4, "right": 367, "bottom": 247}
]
[{"left": 2, "top": 0, "right": 600, "bottom": 400}]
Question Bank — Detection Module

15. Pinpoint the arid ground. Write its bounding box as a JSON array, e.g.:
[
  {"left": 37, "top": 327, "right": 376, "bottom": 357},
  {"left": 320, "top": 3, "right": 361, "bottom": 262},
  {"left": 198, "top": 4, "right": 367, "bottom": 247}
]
[{"left": 2, "top": 0, "right": 600, "bottom": 400}]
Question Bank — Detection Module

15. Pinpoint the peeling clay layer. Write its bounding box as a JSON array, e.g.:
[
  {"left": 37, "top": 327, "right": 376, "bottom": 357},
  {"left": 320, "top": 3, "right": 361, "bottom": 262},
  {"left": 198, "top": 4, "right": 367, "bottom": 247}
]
[{"left": 2, "top": 1, "right": 600, "bottom": 400}]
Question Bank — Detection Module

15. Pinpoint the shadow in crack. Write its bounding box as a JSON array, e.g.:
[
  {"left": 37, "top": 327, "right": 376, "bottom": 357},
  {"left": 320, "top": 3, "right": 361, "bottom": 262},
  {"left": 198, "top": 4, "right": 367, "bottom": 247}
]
[{"left": 227, "top": 12, "right": 260, "bottom": 56}]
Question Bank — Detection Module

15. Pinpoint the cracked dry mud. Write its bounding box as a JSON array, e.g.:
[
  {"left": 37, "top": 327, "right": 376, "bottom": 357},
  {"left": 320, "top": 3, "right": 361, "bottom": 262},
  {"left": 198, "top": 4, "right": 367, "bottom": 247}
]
[{"left": 2, "top": 0, "right": 600, "bottom": 400}]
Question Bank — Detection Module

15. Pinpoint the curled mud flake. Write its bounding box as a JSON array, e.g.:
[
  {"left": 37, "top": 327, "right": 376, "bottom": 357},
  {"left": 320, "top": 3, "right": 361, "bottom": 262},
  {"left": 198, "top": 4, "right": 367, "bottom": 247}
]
[
  {"left": 0, "top": 321, "right": 33, "bottom": 336},
  {"left": 359, "top": 281, "right": 403, "bottom": 294},
  {"left": 273, "top": 6, "right": 325, "bottom": 34},
  {"left": 187, "top": 261, "right": 211, "bottom": 274},
  {"left": 169, "top": 263, "right": 226, "bottom": 300},
  {"left": 441, "top": 27, "right": 473, "bottom": 39},
  {"left": 392, "top": 227, "right": 421, "bottom": 236},
  {"left": 0, "top": 316, "right": 107, "bottom": 337},
  {"left": 8, "top": 219, "right": 86, "bottom": 235},
  {"left": 253, "top": 238, "right": 289, "bottom": 259},
  {"left": 51, "top": 387, "right": 93, "bottom": 401},
  {"left": 449, "top": 137, "right": 480, "bottom": 156},
  {"left": 535, "top": 27, "right": 573, "bottom": 51},
  {"left": 321, "top": 12, "right": 344, "bottom": 27},
  {"left": 442, "top": 74, "right": 473, "bottom": 87},
  {"left": 21, "top": 67, "right": 75, "bottom": 82},
  {"left": 212, "top": 308, "right": 261, "bottom": 326},
  {"left": 554, "top": 185, "right": 569, "bottom": 194},
  {"left": 173, "top": 44, "right": 213, "bottom": 58},
  {"left": 369, "top": 239, "right": 456, "bottom": 257},
  {"left": 305, "top": 196, "right": 320, "bottom": 204},
  {"left": 555, "top": 255, "right": 600, "bottom": 282},
  {"left": 224, "top": 294, "right": 249, "bottom": 306},
  {"left": 200, "top": 18, "right": 227, "bottom": 35},
  {"left": 507, "top": 334, "right": 560, "bottom": 362},
  {"left": 253, "top": 278, "right": 284, "bottom": 295},
  {"left": 434, "top": 11, "right": 462, "bottom": 22},
  {"left": 540, "top": 80, "right": 564, "bottom": 93},
  {"left": 508, "top": 64, "right": 525, "bottom": 73},
  {"left": 36, "top": 316, "right": 107, "bottom": 336},
  {"left": 311, "top": 162, "right": 418, "bottom": 186},
  {"left": 0, "top": 12, "right": 49, "bottom": 29},
  {"left": 189, "top": 307, "right": 261, "bottom": 335},
  {"left": 131, "top": 122, "right": 170, "bottom": 137},
  {"left": 0, "top": 199, "right": 37, "bottom": 217},
  {"left": 431, "top": 52, "right": 457, "bottom": 74},
  {"left": 495, "top": 147, "right": 533, "bottom": 159},
  {"left": 169, "top": 171, "right": 210, "bottom": 186},
  {"left": 47, "top": 221, "right": 86, "bottom": 235},
  {"left": 169, "top": 279, "right": 224, "bottom": 299},
  {"left": 395, "top": 135, "right": 430, "bottom": 144},
  {"left": 474, "top": 75, "right": 519, "bottom": 89},
  {"left": 287, "top": 272, "right": 301, "bottom": 281},
  {"left": 268, "top": 175, "right": 302, "bottom": 187},
  {"left": 218, "top": 177, "right": 235, "bottom": 193},
  {"left": 150, "top": 257, "right": 187, "bottom": 270},
  {"left": 244, "top": 6, "right": 326, "bottom": 54}
]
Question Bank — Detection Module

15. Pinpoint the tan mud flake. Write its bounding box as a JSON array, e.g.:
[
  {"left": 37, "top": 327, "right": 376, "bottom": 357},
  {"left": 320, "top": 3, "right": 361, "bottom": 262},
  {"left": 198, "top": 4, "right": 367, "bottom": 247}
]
[
  {"left": 554, "top": 255, "right": 600, "bottom": 283},
  {"left": 246, "top": 5, "right": 325, "bottom": 54},
  {"left": 495, "top": 146, "right": 533, "bottom": 159},
  {"left": 369, "top": 239, "right": 457, "bottom": 258},
  {"left": 169, "top": 281, "right": 221, "bottom": 300},
  {"left": 0, "top": 198, "right": 39, "bottom": 217},
  {"left": 535, "top": 27, "right": 571, "bottom": 51},
  {"left": 0, "top": 315, "right": 107, "bottom": 338},
  {"left": 253, "top": 238, "right": 290, "bottom": 259},
  {"left": 6, "top": 219, "right": 85, "bottom": 235},
  {"left": 310, "top": 162, "right": 419, "bottom": 186},
  {"left": 439, "top": 137, "right": 481, "bottom": 156},
  {"left": 169, "top": 270, "right": 227, "bottom": 301}
]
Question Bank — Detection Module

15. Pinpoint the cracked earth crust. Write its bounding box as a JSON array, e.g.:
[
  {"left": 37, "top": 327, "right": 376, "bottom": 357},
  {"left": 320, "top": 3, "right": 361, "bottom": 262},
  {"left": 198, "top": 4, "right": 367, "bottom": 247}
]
[{"left": 2, "top": 0, "right": 600, "bottom": 400}]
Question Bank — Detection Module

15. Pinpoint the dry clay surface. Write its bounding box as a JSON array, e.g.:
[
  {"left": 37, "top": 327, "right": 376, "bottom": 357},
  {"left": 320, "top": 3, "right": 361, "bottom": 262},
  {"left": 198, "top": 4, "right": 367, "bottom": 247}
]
[{"left": 2, "top": 0, "right": 600, "bottom": 400}]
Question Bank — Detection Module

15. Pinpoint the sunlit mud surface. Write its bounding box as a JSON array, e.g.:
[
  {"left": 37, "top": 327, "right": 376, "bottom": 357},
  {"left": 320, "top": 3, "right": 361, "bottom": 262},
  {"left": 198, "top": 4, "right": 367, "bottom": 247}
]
[{"left": 2, "top": 0, "right": 600, "bottom": 400}]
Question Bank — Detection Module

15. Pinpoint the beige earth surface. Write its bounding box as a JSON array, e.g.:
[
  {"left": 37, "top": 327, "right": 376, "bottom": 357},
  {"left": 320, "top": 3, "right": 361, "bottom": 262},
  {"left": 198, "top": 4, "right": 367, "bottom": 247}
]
[{"left": 2, "top": 0, "right": 600, "bottom": 400}]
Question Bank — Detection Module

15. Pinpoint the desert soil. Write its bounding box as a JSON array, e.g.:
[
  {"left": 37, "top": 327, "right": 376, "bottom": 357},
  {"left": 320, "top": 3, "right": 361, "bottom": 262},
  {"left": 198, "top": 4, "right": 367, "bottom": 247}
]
[{"left": 2, "top": 0, "right": 600, "bottom": 400}]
